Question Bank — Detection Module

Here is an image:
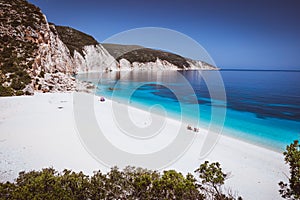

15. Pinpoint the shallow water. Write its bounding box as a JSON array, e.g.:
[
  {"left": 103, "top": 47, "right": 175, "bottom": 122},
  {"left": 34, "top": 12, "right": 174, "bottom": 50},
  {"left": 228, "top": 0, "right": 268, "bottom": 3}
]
[{"left": 77, "top": 70, "right": 300, "bottom": 151}]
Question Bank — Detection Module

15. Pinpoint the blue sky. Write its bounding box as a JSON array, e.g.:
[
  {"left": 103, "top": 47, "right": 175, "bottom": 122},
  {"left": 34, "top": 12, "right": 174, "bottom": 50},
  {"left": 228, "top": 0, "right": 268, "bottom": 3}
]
[{"left": 28, "top": 0, "right": 300, "bottom": 69}]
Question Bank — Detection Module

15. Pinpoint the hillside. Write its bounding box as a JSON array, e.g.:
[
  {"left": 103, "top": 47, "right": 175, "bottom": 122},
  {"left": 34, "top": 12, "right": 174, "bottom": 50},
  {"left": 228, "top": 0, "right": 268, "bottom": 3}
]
[
  {"left": 0, "top": 0, "right": 44, "bottom": 95},
  {"left": 0, "top": 0, "right": 99, "bottom": 96},
  {"left": 102, "top": 43, "right": 193, "bottom": 69},
  {"left": 102, "top": 44, "right": 218, "bottom": 70},
  {"left": 55, "top": 25, "right": 98, "bottom": 57},
  {"left": 116, "top": 48, "right": 190, "bottom": 69},
  {"left": 102, "top": 43, "right": 144, "bottom": 58}
]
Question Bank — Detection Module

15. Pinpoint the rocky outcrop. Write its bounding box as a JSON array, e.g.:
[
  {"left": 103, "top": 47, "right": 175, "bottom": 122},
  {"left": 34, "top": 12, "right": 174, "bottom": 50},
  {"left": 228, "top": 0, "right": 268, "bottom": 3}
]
[
  {"left": 28, "top": 20, "right": 78, "bottom": 93},
  {"left": 186, "top": 59, "right": 219, "bottom": 70},
  {"left": 34, "top": 72, "right": 94, "bottom": 93},
  {"left": 0, "top": 0, "right": 77, "bottom": 95},
  {"left": 53, "top": 25, "right": 119, "bottom": 73},
  {"left": 73, "top": 44, "right": 118, "bottom": 73},
  {"left": 33, "top": 22, "right": 75, "bottom": 75}
]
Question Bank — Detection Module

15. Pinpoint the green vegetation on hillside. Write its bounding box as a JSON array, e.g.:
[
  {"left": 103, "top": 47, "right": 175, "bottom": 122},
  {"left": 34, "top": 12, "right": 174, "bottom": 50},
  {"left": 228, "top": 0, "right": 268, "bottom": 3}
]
[
  {"left": 0, "top": 162, "right": 241, "bottom": 200},
  {"left": 102, "top": 43, "right": 144, "bottom": 58},
  {"left": 55, "top": 25, "right": 98, "bottom": 57},
  {"left": 0, "top": 0, "right": 45, "bottom": 96},
  {"left": 116, "top": 48, "right": 191, "bottom": 69}
]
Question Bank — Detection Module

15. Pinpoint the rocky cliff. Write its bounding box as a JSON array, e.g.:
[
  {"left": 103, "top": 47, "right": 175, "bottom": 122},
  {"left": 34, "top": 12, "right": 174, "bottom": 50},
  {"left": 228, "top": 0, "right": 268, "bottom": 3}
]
[
  {"left": 0, "top": 0, "right": 79, "bottom": 95},
  {"left": 102, "top": 44, "right": 218, "bottom": 71},
  {"left": 0, "top": 0, "right": 217, "bottom": 96},
  {"left": 54, "top": 25, "right": 118, "bottom": 73}
]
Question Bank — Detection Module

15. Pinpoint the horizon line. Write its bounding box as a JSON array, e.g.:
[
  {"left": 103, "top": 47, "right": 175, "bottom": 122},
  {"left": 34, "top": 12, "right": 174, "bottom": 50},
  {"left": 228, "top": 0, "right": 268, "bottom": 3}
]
[{"left": 220, "top": 69, "right": 300, "bottom": 72}]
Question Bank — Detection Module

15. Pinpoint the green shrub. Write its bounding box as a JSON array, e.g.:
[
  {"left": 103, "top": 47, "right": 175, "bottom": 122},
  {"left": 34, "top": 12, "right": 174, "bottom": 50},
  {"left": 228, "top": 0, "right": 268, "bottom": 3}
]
[
  {"left": 0, "top": 85, "right": 14, "bottom": 96},
  {"left": 279, "top": 140, "right": 300, "bottom": 199},
  {"left": 195, "top": 161, "right": 242, "bottom": 200},
  {"left": 0, "top": 163, "right": 244, "bottom": 200},
  {"left": 11, "top": 78, "right": 25, "bottom": 90},
  {"left": 15, "top": 90, "right": 24, "bottom": 96},
  {"left": 18, "top": 72, "right": 31, "bottom": 85}
]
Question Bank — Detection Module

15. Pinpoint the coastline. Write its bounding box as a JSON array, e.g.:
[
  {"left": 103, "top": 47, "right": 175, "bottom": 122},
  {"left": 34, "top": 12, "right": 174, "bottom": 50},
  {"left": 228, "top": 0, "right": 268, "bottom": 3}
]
[
  {"left": 0, "top": 92, "right": 289, "bottom": 199},
  {"left": 102, "top": 93, "right": 289, "bottom": 154}
]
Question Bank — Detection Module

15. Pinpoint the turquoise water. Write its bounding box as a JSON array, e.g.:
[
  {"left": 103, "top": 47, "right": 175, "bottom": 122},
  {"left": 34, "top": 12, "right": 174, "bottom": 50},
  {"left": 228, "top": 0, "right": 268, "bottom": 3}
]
[{"left": 77, "top": 70, "right": 300, "bottom": 152}]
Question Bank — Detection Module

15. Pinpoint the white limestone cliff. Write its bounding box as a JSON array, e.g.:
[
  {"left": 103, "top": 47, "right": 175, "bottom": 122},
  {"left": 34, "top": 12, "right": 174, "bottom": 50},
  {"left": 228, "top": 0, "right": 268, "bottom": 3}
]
[
  {"left": 130, "top": 58, "right": 178, "bottom": 71},
  {"left": 116, "top": 58, "right": 218, "bottom": 71},
  {"left": 187, "top": 60, "right": 219, "bottom": 70},
  {"left": 73, "top": 45, "right": 118, "bottom": 73}
]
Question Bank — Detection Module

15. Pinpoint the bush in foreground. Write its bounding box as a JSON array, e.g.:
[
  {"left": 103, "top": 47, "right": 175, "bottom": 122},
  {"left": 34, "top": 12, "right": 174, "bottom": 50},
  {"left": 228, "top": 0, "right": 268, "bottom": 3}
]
[
  {"left": 0, "top": 162, "right": 241, "bottom": 200},
  {"left": 279, "top": 140, "right": 300, "bottom": 199}
]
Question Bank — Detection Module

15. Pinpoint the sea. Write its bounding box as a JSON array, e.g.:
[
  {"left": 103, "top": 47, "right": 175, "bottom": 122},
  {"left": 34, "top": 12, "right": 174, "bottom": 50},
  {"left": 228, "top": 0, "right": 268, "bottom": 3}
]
[{"left": 76, "top": 70, "right": 300, "bottom": 152}]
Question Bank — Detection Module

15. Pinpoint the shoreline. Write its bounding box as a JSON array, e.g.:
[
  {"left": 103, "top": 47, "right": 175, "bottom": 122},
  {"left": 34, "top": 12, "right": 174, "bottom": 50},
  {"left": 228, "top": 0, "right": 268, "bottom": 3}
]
[
  {"left": 0, "top": 92, "right": 289, "bottom": 199},
  {"left": 98, "top": 94, "right": 287, "bottom": 154}
]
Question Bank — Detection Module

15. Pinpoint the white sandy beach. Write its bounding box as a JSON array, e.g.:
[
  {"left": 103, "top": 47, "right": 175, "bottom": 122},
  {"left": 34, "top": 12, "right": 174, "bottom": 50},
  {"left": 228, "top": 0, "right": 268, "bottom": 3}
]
[{"left": 0, "top": 92, "right": 288, "bottom": 199}]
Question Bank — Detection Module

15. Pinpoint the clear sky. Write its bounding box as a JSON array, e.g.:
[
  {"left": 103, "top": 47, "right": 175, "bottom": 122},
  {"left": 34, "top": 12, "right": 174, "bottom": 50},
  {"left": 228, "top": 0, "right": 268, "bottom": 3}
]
[{"left": 28, "top": 0, "right": 300, "bottom": 69}]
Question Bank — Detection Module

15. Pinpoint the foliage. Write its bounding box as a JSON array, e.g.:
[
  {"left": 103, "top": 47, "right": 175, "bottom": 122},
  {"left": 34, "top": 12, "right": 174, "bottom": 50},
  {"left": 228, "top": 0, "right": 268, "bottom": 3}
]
[
  {"left": 102, "top": 43, "right": 143, "bottom": 58},
  {"left": 0, "top": 85, "right": 14, "bottom": 96},
  {"left": 195, "top": 161, "right": 242, "bottom": 200},
  {"left": 0, "top": 0, "right": 42, "bottom": 96},
  {"left": 116, "top": 48, "right": 191, "bottom": 69},
  {"left": 55, "top": 25, "right": 98, "bottom": 57},
  {"left": 0, "top": 162, "right": 243, "bottom": 200},
  {"left": 152, "top": 170, "right": 203, "bottom": 199},
  {"left": 279, "top": 140, "right": 300, "bottom": 199}
]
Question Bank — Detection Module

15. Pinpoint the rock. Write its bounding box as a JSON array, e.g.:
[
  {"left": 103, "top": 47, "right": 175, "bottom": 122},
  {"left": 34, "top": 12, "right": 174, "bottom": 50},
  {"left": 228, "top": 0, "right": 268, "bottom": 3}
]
[
  {"left": 23, "top": 84, "right": 34, "bottom": 95},
  {"left": 119, "top": 58, "right": 131, "bottom": 70},
  {"left": 73, "top": 44, "right": 118, "bottom": 73}
]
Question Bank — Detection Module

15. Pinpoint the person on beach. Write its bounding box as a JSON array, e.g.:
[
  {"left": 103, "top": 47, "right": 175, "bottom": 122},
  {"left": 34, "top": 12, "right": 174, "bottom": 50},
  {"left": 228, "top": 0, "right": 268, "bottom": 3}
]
[{"left": 99, "top": 97, "right": 105, "bottom": 102}]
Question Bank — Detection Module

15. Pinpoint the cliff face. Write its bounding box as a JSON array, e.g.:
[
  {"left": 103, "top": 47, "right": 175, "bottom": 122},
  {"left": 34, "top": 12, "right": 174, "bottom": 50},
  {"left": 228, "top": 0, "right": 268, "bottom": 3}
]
[
  {"left": 72, "top": 44, "right": 118, "bottom": 73},
  {"left": 0, "top": 0, "right": 78, "bottom": 95},
  {"left": 103, "top": 44, "right": 218, "bottom": 71},
  {"left": 33, "top": 22, "right": 74, "bottom": 75},
  {"left": 53, "top": 25, "right": 118, "bottom": 73}
]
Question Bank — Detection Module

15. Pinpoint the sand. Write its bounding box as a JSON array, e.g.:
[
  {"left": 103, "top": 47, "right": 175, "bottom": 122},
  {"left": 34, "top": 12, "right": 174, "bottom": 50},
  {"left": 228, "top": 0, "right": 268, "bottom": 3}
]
[{"left": 0, "top": 92, "right": 289, "bottom": 199}]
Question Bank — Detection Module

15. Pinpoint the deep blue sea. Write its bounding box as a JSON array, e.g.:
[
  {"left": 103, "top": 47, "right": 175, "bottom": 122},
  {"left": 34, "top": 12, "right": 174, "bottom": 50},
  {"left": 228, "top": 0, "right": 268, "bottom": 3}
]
[{"left": 77, "top": 70, "right": 300, "bottom": 152}]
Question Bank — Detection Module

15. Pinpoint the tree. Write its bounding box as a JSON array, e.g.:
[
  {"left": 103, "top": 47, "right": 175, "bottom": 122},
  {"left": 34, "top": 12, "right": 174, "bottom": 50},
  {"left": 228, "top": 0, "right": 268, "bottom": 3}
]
[
  {"left": 279, "top": 140, "right": 300, "bottom": 199},
  {"left": 195, "top": 161, "right": 242, "bottom": 200},
  {"left": 152, "top": 170, "right": 204, "bottom": 199}
]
